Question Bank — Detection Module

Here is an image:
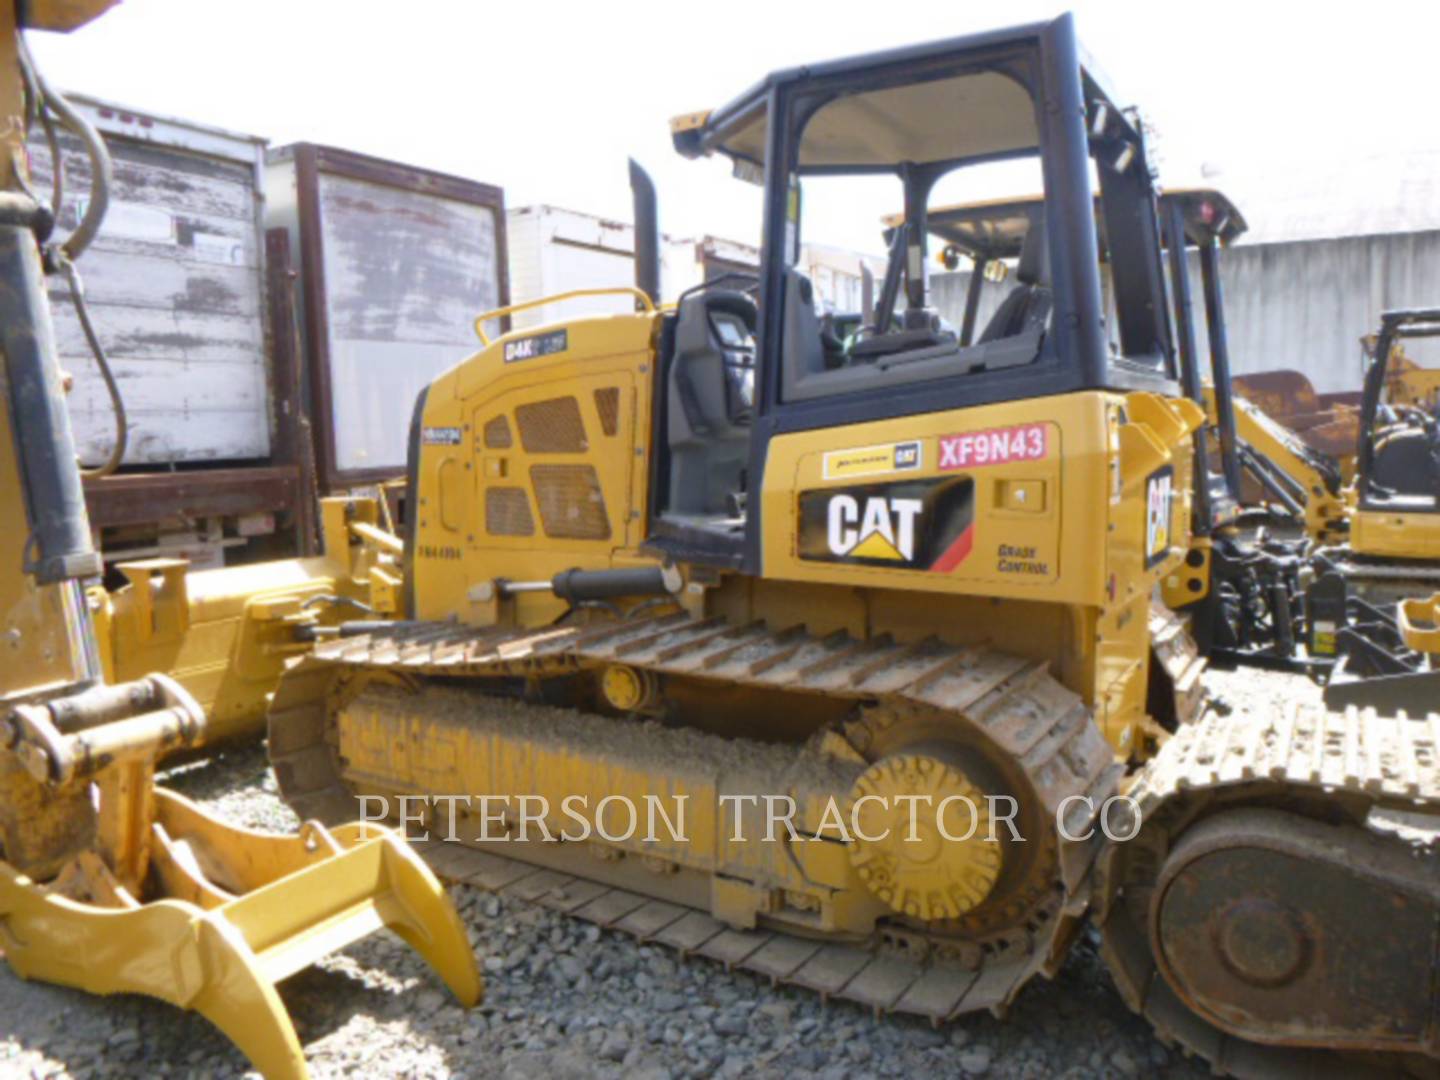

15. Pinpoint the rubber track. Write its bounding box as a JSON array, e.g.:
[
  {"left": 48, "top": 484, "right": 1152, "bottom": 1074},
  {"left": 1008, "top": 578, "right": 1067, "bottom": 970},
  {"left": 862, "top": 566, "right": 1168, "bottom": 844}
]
[
  {"left": 1096, "top": 700, "right": 1440, "bottom": 1077},
  {"left": 269, "top": 615, "right": 1122, "bottom": 1022}
]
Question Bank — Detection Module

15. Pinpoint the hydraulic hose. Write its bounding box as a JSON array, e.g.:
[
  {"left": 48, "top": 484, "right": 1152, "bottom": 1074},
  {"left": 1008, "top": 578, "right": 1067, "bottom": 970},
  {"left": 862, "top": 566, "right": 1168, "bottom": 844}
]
[
  {"left": 18, "top": 33, "right": 110, "bottom": 263},
  {"left": 17, "top": 32, "right": 125, "bottom": 476},
  {"left": 59, "top": 257, "right": 125, "bottom": 477}
]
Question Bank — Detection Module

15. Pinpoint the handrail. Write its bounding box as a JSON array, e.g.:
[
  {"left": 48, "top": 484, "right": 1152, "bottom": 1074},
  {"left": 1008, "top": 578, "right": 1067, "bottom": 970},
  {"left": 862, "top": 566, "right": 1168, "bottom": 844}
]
[{"left": 473, "top": 287, "right": 656, "bottom": 345}]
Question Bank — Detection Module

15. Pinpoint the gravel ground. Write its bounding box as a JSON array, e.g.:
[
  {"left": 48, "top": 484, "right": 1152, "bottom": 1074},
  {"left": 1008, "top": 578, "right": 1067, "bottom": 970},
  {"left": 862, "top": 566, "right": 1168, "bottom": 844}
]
[{"left": 0, "top": 672, "right": 1314, "bottom": 1080}]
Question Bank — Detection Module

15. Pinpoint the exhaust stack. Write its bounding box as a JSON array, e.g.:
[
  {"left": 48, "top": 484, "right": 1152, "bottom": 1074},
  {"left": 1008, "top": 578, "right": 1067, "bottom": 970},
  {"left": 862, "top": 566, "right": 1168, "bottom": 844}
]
[{"left": 629, "top": 159, "right": 660, "bottom": 306}]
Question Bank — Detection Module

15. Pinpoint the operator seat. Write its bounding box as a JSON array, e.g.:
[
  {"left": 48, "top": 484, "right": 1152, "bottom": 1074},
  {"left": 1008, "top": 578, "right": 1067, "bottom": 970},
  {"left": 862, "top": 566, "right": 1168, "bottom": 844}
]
[
  {"left": 977, "top": 216, "right": 1052, "bottom": 343},
  {"left": 1369, "top": 421, "right": 1440, "bottom": 507},
  {"left": 666, "top": 288, "right": 757, "bottom": 517}
]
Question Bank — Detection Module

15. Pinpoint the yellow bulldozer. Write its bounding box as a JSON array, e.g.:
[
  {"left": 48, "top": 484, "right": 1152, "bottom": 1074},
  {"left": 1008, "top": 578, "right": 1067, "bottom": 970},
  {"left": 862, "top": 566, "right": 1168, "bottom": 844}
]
[
  {"left": 261, "top": 15, "right": 1438, "bottom": 1077},
  {"left": 0, "top": 7, "right": 480, "bottom": 1078}
]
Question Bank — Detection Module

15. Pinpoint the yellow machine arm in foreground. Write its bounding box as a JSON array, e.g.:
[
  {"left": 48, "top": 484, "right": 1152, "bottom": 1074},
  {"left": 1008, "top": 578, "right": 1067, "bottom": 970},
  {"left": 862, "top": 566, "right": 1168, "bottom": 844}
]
[{"left": 0, "top": 8, "right": 481, "bottom": 1076}]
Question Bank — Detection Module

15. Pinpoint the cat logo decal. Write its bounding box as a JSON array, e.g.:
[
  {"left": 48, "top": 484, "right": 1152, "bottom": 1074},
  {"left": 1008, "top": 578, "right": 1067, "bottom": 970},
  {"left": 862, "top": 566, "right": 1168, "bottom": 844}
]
[{"left": 799, "top": 477, "right": 975, "bottom": 573}]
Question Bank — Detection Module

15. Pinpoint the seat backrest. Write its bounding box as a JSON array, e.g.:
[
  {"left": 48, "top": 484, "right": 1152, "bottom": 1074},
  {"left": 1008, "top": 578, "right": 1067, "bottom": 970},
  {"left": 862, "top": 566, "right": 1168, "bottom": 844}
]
[
  {"left": 782, "top": 270, "right": 827, "bottom": 377},
  {"left": 1371, "top": 426, "right": 1440, "bottom": 503},
  {"left": 977, "top": 216, "right": 1052, "bottom": 344},
  {"left": 664, "top": 289, "right": 757, "bottom": 516},
  {"left": 668, "top": 289, "right": 755, "bottom": 439}
]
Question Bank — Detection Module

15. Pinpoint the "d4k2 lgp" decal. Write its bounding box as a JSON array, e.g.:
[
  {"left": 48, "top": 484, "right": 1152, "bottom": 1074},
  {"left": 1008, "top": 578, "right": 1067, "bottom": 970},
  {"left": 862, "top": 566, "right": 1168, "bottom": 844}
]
[{"left": 798, "top": 477, "right": 975, "bottom": 572}]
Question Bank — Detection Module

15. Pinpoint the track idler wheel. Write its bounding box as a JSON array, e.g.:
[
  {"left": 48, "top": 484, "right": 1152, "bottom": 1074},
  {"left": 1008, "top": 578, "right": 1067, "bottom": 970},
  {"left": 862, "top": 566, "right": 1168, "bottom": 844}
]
[{"left": 847, "top": 746, "right": 1003, "bottom": 921}]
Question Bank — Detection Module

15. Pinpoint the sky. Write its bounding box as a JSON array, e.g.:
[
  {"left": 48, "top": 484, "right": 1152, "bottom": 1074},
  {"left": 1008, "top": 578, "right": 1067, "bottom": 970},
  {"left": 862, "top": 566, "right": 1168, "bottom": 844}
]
[{"left": 26, "top": 0, "right": 1440, "bottom": 257}]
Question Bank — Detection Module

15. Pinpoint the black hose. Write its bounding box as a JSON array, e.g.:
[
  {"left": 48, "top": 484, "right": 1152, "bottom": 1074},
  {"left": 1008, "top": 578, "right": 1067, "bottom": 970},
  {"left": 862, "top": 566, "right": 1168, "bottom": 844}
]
[{"left": 39, "top": 107, "right": 62, "bottom": 222}]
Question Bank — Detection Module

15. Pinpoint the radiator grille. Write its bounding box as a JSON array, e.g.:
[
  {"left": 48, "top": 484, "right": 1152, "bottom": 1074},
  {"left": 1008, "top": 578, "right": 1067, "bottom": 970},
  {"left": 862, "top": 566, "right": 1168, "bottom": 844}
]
[
  {"left": 485, "top": 487, "right": 535, "bottom": 536},
  {"left": 593, "top": 387, "right": 620, "bottom": 437},
  {"left": 530, "top": 464, "right": 610, "bottom": 540},
  {"left": 516, "top": 396, "right": 586, "bottom": 453},
  {"left": 483, "top": 415, "right": 513, "bottom": 449}
]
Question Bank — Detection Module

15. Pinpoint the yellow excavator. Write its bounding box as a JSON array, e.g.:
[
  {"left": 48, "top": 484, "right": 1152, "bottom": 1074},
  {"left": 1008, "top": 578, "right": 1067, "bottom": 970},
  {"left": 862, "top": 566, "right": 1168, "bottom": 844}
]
[
  {"left": 1308, "top": 307, "right": 1440, "bottom": 709},
  {"left": 1381, "top": 337, "right": 1440, "bottom": 412},
  {"left": 265, "top": 16, "right": 1437, "bottom": 1076},
  {"left": 0, "top": 7, "right": 479, "bottom": 1078},
  {"left": 1228, "top": 333, "right": 1440, "bottom": 485},
  {"left": 1198, "top": 305, "right": 1440, "bottom": 706}
]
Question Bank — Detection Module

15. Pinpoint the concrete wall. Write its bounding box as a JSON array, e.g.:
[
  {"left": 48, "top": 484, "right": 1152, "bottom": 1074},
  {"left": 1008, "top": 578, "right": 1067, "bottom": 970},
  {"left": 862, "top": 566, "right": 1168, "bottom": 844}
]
[
  {"left": 1189, "top": 231, "right": 1440, "bottom": 392},
  {"left": 932, "top": 229, "right": 1440, "bottom": 394}
]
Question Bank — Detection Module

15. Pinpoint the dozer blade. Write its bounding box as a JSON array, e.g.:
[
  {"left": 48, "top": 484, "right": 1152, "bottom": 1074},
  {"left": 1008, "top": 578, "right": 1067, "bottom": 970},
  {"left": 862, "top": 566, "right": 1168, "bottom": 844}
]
[{"left": 0, "top": 788, "right": 481, "bottom": 1080}]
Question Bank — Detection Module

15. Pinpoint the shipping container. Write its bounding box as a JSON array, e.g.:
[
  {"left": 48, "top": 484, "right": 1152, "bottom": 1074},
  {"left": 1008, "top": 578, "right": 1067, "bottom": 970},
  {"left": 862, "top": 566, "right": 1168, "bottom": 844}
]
[
  {"left": 505, "top": 205, "right": 882, "bottom": 331},
  {"left": 33, "top": 94, "right": 309, "bottom": 570},
  {"left": 265, "top": 144, "right": 510, "bottom": 490}
]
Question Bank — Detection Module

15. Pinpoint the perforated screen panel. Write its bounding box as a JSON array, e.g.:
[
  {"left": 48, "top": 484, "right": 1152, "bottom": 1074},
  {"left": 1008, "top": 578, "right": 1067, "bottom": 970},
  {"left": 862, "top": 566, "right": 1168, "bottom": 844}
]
[
  {"left": 485, "top": 487, "right": 535, "bottom": 536},
  {"left": 530, "top": 464, "right": 610, "bottom": 540},
  {"left": 483, "top": 414, "right": 513, "bottom": 449},
  {"left": 593, "top": 387, "right": 620, "bottom": 437},
  {"left": 515, "top": 396, "right": 587, "bottom": 453}
]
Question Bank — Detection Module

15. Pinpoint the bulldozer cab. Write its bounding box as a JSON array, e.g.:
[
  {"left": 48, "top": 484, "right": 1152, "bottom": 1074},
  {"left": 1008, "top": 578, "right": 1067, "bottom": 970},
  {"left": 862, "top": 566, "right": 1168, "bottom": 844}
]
[
  {"left": 1357, "top": 308, "right": 1440, "bottom": 515},
  {"left": 660, "top": 13, "right": 1180, "bottom": 569}
]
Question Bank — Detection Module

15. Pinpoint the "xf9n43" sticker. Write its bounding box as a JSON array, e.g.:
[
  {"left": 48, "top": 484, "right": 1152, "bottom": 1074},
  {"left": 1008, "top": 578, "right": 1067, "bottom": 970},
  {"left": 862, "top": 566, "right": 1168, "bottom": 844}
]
[
  {"left": 939, "top": 423, "right": 1048, "bottom": 470},
  {"left": 798, "top": 477, "right": 975, "bottom": 572}
]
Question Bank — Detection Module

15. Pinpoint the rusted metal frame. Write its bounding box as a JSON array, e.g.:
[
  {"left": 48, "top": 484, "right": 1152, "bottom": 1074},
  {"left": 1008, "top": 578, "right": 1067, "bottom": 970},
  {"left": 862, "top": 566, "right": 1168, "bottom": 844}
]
[
  {"left": 264, "top": 227, "right": 318, "bottom": 555},
  {"left": 291, "top": 144, "right": 512, "bottom": 493},
  {"left": 82, "top": 466, "right": 300, "bottom": 530},
  {"left": 310, "top": 145, "right": 505, "bottom": 211}
]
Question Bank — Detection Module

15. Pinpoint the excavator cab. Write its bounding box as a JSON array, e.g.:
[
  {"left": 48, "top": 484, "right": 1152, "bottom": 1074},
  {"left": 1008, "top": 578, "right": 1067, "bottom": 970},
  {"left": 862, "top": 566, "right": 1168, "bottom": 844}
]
[
  {"left": 1358, "top": 309, "right": 1440, "bottom": 511},
  {"left": 659, "top": 15, "right": 1182, "bottom": 569},
  {"left": 1351, "top": 308, "right": 1440, "bottom": 557}
]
